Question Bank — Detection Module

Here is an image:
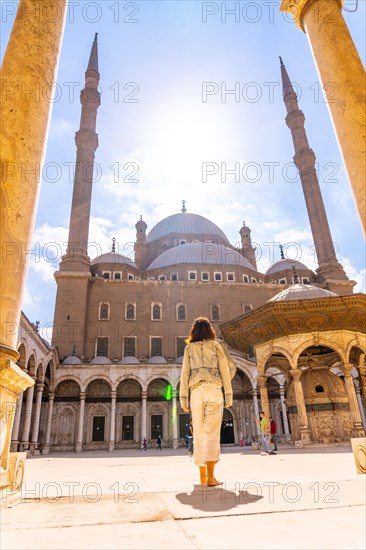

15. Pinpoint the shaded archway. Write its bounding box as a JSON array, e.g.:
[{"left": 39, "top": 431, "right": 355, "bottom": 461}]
[
  {"left": 53, "top": 380, "right": 81, "bottom": 449},
  {"left": 220, "top": 409, "right": 234, "bottom": 444},
  {"left": 85, "top": 379, "right": 112, "bottom": 449},
  {"left": 288, "top": 345, "right": 355, "bottom": 442},
  {"left": 116, "top": 379, "right": 142, "bottom": 446},
  {"left": 147, "top": 378, "right": 171, "bottom": 441}
]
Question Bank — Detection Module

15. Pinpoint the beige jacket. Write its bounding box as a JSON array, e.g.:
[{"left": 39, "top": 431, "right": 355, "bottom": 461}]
[{"left": 179, "top": 339, "right": 233, "bottom": 410}]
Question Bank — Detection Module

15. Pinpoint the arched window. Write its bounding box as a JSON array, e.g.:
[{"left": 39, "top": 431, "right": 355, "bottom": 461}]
[
  {"left": 177, "top": 304, "right": 186, "bottom": 321},
  {"left": 315, "top": 385, "right": 324, "bottom": 393},
  {"left": 99, "top": 303, "right": 110, "bottom": 320},
  {"left": 211, "top": 305, "right": 220, "bottom": 321},
  {"left": 152, "top": 304, "right": 162, "bottom": 321},
  {"left": 126, "top": 303, "right": 135, "bottom": 320}
]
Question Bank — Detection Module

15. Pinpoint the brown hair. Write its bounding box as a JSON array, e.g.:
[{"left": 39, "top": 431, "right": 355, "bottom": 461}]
[{"left": 186, "top": 317, "right": 216, "bottom": 343}]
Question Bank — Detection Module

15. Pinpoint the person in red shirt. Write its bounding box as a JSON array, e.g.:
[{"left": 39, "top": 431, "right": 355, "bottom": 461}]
[{"left": 269, "top": 417, "right": 278, "bottom": 452}]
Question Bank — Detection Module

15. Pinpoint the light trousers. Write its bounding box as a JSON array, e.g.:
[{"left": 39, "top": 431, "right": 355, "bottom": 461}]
[{"left": 190, "top": 383, "right": 223, "bottom": 466}]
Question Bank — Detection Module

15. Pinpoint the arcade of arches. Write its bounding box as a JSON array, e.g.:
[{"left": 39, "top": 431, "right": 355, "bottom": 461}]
[{"left": 11, "top": 314, "right": 366, "bottom": 453}]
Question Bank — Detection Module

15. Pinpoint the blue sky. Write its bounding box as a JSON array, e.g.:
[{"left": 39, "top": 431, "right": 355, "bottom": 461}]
[{"left": 1, "top": 0, "right": 365, "bottom": 339}]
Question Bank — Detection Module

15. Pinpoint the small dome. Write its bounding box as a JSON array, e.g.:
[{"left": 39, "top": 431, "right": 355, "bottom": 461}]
[
  {"left": 63, "top": 355, "right": 82, "bottom": 365},
  {"left": 147, "top": 213, "right": 230, "bottom": 244},
  {"left": 92, "top": 252, "right": 137, "bottom": 268},
  {"left": 90, "top": 356, "right": 111, "bottom": 364},
  {"left": 119, "top": 356, "right": 140, "bottom": 365},
  {"left": 149, "top": 356, "right": 168, "bottom": 364},
  {"left": 287, "top": 368, "right": 347, "bottom": 403},
  {"left": 268, "top": 283, "right": 337, "bottom": 302},
  {"left": 147, "top": 242, "right": 255, "bottom": 271},
  {"left": 266, "top": 259, "right": 310, "bottom": 275}
]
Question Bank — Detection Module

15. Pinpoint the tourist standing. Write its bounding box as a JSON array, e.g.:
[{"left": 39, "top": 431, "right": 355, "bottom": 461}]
[
  {"left": 256, "top": 411, "right": 270, "bottom": 454},
  {"left": 157, "top": 434, "right": 162, "bottom": 450},
  {"left": 180, "top": 317, "right": 233, "bottom": 486},
  {"left": 269, "top": 416, "right": 278, "bottom": 452}
]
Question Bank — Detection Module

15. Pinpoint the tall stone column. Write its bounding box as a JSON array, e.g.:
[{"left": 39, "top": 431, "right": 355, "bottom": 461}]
[
  {"left": 280, "top": 0, "right": 366, "bottom": 236},
  {"left": 280, "top": 386, "right": 291, "bottom": 441},
  {"left": 0, "top": 0, "right": 66, "bottom": 494},
  {"left": 141, "top": 391, "right": 147, "bottom": 441},
  {"left": 251, "top": 389, "right": 261, "bottom": 436},
  {"left": 355, "top": 385, "right": 366, "bottom": 430},
  {"left": 258, "top": 376, "right": 270, "bottom": 420},
  {"left": 76, "top": 393, "right": 86, "bottom": 453},
  {"left": 109, "top": 391, "right": 116, "bottom": 452},
  {"left": 43, "top": 392, "right": 55, "bottom": 455},
  {"left": 30, "top": 383, "right": 44, "bottom": 452},
  {"left": 0, "top": 0, "right": 68, "bottom": 352},
  {"left": 10, "top": 393, "right": 24, "bottom": 452},
  {"left": 357, "top": 367, "right": 366, "bottom": 406},
  {"left": 289, "top": 369, "right": 311, "bottom": 442},
  {"left": 172, "top": 390, "right": 178, "bottom": 449},
  {"left": 20, "top": 383, "right": 35, "bottom": 450},
  {"left": 342, "top": 364, "right": 365, "bottom": 437}
]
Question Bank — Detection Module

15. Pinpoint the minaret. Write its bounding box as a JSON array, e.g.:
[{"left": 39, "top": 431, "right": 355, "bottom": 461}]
[
  {"left": 61, "top": 33, "right": 101, "bottom": 271},
  {"left": 280, "top": 57, "right": 351, "bottom": 289},
  {"left": 52, "top": 36, "right": 101, "bottom": 355},
  {"left": 240, "top": 222, "right": 257, "bottom": 270},
  {"left": 134, "top": 215, "right": 148, "bottom": 269}
]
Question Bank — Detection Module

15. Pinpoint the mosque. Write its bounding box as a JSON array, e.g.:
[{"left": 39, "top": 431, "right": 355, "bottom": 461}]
[{"left": 10, "top": 36, "right": 366, "bottom": 454}]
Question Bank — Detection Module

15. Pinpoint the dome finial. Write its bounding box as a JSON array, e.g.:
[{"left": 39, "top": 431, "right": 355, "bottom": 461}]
[
  {"left": 292, "top": 265, "right": 300, "bottom": 284},
  {"left": 279, "top": 244, "right": 285, "bottom": 260},
  {"left": 111, "top": 237, "right": 116, "bottom": 253},
  {"left": 181, "top": 200, "right": 187, "bottom": 213}
]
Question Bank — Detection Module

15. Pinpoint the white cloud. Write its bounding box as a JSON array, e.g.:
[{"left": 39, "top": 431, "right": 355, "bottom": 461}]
[
  {"left": 340, "top": 256, "right": 366, "bottom": 293},
  {"left": 21, "top": 284, "right": 40, "bottom": 307}
]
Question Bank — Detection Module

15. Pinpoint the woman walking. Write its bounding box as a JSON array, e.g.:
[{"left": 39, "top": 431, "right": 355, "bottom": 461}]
[{"left": 180, "top": 317, "right": 233, "bottom": 486}]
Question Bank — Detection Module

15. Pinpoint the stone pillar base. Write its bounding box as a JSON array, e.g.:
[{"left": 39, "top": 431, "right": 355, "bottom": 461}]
[
  {"left": 172, "top": 438, "right": 178, "bottom": 450},
  {"left": 29, "top": 443, "right": 39, "bottom": 454},
  {"left": 1, "top": 452, "right": 27, "bottom": 508},
  {"left": 351, "top": 438, "right": 366, "bottom": 475},
  {"left": 75, "top": 443, "right": 83, "bottom": 453},
  {"left": 299, "top": 429, "right": 311, "bottom": 443},
  {"left": 42, "top": 444, "right": 51, "bottom": 455},
  {"left": 108, "top": 442, "right": 115, "bottom": 452},
  {"left": 10, "top": 441, "right": 19, "bottom": 452},
  {"left": 0, "top": 357, "right": 33, "bottom": 506},
  {"left": 352, "top": 426, "right": 365, "bottom": 439}
]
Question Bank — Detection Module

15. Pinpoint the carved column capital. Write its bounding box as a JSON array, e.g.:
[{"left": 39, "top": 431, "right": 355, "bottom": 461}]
[
  {"left": 280, "top": 0, "right": 343, "bottom": 32},
  {"left": 289, "top": 369, "right": 302, "bottom": 381},
  {"left": 35, "top": 383, "right": 44, "bottom": 393},
  {"left": 257, "top": 375, "right": 267, "bottom": 388},
  {"left": 342, "top": 363, "right": 354, "bottom": 377},
  {"left": 79, "top": 392, "right": 86, "bottom": 401}
]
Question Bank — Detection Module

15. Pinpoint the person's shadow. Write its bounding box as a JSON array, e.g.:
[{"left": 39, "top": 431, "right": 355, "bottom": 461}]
[{"left": 175, "top": 484, "right": 263, "bottom": 513}]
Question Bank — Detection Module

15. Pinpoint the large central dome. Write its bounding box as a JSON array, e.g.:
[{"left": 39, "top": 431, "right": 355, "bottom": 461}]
[
  {"left": 146, "top": 213, "right": 230, "bottom": 244},
  {"left": 147, "top": 242, "right": 255, "bottom": 270}
]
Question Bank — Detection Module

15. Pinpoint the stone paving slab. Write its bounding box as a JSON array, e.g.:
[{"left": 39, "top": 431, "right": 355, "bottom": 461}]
[{"left": 1, "top": 447, "right": 365, "bottom": 550}]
